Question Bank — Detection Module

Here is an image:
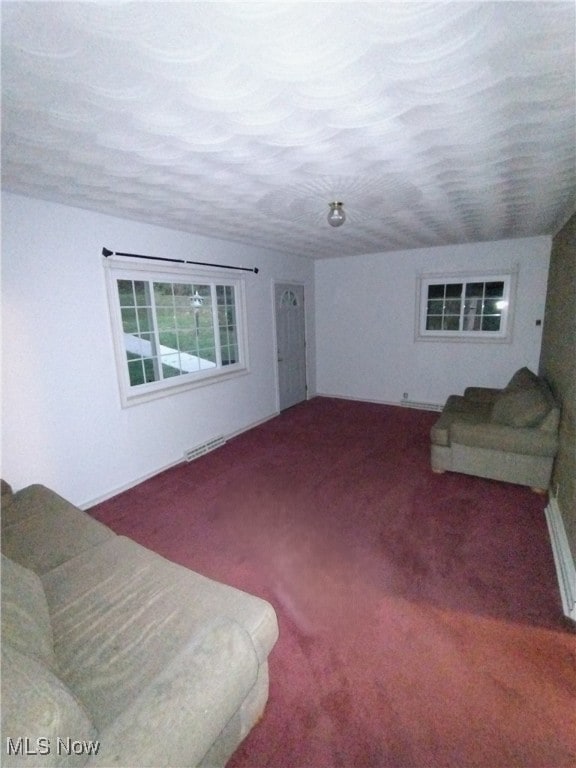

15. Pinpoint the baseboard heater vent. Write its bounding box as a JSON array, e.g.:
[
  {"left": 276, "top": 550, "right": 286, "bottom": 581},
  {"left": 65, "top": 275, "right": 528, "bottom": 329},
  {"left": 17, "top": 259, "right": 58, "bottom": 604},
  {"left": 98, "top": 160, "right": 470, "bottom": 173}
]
[
  {"left": 400, "top": 400, "right": 443, "bottom": 412},
  {"left": 184, "top": 436, "right": 226, "bottom": 462}
]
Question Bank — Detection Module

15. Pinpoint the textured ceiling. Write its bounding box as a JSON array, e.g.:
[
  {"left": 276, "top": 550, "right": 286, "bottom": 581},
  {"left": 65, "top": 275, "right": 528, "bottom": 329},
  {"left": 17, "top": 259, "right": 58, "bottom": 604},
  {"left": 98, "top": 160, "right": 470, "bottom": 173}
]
[{"left": 2, "top": 1, "right": 575, "bottom": 259}]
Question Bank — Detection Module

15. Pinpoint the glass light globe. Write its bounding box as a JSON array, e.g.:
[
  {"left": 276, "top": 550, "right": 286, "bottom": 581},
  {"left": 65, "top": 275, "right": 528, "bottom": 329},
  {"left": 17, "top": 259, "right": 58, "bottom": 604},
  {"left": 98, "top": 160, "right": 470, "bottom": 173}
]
[{"left": 327, "top": 201, "right": 345, "bottom": 227}]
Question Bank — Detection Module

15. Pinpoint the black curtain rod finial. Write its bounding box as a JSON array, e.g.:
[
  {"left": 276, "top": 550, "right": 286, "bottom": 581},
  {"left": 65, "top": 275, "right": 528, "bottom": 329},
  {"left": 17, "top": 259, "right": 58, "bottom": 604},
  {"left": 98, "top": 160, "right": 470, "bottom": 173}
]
[{"left": 102, "top": 247, "right": 113, "bottom": 257}]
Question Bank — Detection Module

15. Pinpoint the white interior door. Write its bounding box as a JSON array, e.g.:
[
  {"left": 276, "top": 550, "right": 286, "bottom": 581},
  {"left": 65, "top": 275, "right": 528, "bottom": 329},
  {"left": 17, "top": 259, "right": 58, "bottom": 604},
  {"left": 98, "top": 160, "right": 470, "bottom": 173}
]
[{"left": 275, "top": 283, "right": 307, "bottom": 411}]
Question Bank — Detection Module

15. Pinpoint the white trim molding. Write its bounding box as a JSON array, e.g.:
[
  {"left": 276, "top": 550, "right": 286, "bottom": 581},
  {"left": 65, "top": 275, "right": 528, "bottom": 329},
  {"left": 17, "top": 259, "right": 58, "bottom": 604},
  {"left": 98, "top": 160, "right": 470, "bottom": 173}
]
[
  {"left": 315, "top": 392, "right": 443, "bottom": 412},
  {"left": 544, "top": 496, "right": 576, "bottom": 622}
]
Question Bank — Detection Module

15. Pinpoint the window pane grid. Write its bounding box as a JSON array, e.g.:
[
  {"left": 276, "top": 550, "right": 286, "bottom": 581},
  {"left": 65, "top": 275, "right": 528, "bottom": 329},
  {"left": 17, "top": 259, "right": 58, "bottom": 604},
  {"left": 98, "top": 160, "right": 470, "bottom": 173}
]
[
  {"left": 216, "top": 284, "right": 238, "bottom": 366},
  {"left": 117, "top": 278, "right": 240, "bottom": 388},
  {"left": 425, "top": 279, "right": 505, "bottom": 335}
]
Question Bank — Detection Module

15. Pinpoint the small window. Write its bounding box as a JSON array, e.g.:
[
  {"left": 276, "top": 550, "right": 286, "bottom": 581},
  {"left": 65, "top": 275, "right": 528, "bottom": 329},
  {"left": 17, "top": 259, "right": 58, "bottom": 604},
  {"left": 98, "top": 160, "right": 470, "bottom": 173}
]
[
  {"left": 105, "top": 257, "right": 248, "bottom": 405},
  {"left": 281, "top": 289, "right": 299, "bottom": 307},
  {"left": 416, "top": 271, "right": 515, "bottom": 342}
]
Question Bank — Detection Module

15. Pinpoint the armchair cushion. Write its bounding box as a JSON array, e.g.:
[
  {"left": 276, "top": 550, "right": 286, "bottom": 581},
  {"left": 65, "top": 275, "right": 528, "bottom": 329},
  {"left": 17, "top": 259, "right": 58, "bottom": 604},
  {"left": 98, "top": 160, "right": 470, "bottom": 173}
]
[
  {"left": 450, "top": 421, "right": 558, "bottom": 457},
  {"left": 1, "top": 479, "right": 14, "bottom": 509},
  {"left": 462, "top": 386, "right": 501, "bottom": 403},
  {"left": 504, "top": 366, "right": 540, "bottom": 390},
  {"left": 490, "top": 386, "right": 550, "bottom": 428}
]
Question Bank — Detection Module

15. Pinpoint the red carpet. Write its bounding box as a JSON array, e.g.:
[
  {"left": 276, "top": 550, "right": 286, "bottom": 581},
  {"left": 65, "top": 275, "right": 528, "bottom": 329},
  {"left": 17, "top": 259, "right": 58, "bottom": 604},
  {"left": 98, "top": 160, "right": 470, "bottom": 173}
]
[{"left": 90, "top": 397, "right": 576, "bottom": 768}]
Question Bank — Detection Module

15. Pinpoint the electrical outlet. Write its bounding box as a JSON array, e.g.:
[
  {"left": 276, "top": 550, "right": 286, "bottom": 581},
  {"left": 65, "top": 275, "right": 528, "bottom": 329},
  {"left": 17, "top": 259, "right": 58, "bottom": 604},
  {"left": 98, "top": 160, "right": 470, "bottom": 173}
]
[{"left": 403, "top": 392, "right": 409, "bottom": 400}]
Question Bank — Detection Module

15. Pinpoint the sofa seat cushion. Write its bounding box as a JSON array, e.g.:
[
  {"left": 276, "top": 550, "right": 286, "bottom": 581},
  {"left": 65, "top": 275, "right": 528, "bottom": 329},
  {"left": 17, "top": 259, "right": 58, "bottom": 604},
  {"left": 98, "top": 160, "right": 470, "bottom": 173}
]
[
  {"left": 2, "top": 643, "right": 96, "bottom": 768},
  {"left": 41, "top": 536, "right": 278, "bottom": 730},
  {"left": 88, "top": 619, "right": 258, "bottom": 768},
  {"left": 1, "top": 555, "right": 56, "bottom": 669},
  {"left": 2, "top": 485, "right": 114, "bottom": 575},
  {"left": 490, "top": 386, "right": 550, "bottom": 428},
  {"left": 431, "top": 400, "right": 493, "bottom": 447}
]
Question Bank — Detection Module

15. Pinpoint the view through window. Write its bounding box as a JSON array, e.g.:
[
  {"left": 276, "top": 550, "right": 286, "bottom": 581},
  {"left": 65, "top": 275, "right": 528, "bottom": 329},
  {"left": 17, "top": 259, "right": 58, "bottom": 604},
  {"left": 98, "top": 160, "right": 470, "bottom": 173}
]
[{"left": 417, "top": 272, "right": 514, "bottom": 341}]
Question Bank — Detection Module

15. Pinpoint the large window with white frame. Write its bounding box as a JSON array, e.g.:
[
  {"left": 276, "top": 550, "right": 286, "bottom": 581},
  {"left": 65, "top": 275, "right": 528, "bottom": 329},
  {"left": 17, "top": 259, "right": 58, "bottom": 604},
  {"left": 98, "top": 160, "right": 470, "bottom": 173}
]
[
  {"left": 105, "top": 257, "right": 248, "bottom": 406},
  {"left": 416, "top": 270, "right": 516, "bottom": 342}
]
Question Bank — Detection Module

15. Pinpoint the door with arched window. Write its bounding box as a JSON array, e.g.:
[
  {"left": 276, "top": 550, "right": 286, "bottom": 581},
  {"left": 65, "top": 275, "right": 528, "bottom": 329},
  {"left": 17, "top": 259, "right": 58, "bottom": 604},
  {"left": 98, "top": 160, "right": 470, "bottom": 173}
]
[{"left": 275, "top": 283, "right": 307, "bottom": 410}]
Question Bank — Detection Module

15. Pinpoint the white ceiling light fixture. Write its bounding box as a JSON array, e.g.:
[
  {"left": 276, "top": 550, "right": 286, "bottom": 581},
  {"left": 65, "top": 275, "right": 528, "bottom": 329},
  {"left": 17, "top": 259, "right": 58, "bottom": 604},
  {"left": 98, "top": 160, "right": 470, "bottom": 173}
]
[{"left": 327, "top": 201, "right": 345, "bottom": 228}]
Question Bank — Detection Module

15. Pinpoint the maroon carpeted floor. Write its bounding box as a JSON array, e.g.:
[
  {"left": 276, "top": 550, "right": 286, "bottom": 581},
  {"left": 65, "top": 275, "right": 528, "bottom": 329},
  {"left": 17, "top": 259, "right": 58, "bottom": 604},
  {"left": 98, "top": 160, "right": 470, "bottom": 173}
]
[{"left": 90, "top": 397, "right": 576, "bottom": 768}]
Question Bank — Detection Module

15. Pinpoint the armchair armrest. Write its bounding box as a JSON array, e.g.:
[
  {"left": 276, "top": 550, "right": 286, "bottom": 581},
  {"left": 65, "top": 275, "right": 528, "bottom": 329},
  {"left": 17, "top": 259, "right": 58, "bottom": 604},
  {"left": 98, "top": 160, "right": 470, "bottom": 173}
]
[
  {"left": 450, "top": 421, "right": 558, "bottom": 457},
  {"left": 87, "top": 619, "right": 258, "bottom": 768},
  {"left": 463, "top": 386, "right": 502, "bottom": 403}
]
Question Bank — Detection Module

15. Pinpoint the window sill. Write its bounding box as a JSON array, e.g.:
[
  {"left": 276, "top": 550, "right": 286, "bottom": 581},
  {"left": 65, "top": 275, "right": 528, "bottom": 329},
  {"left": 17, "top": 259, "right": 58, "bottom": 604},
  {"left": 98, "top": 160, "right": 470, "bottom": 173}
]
[
  {"left": 415, "top": 333, "right": 512, "bottom": 344},
  {"left": 120, "top": 365, "right": 250, "bottom": 407}
]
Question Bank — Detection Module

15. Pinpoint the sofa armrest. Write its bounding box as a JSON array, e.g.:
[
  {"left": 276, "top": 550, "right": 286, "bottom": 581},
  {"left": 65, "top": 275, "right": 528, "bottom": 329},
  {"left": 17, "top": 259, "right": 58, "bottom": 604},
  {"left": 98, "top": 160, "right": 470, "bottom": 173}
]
[
  {"left": 87, "top": 619, "right": 259, "bottom": 768},
  {"left": 463, "top": 386, "right": 502, "bottom": 403},
  {"left": 450, "top": 421, "right": 558, "bottom": 457}
]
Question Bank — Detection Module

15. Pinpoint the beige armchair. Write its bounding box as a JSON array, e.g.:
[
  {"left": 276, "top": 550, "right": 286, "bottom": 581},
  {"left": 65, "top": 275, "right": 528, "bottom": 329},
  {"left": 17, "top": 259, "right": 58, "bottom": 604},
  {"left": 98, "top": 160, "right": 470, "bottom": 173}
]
[{"left": 431, "top": 368, "right": 560, "bottom": 491}]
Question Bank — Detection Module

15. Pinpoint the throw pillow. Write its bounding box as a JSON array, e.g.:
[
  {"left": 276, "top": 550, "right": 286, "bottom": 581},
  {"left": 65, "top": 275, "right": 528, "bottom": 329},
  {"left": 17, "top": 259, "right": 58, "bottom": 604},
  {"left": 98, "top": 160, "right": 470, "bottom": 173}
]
[
  {"left": 491, "top": 387, "right": 549, "bottom": 427},
  {"left": 505, "top": 367, "right": 540, "bottom": 391}
]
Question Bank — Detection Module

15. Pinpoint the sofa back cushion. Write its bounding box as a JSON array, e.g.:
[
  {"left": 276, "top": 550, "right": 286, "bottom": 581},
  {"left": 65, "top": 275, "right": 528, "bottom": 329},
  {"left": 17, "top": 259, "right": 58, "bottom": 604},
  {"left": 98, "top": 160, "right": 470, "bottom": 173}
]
[
  {"left": 1, "top": 485, "right": 114, "bottom": 575},
  {"left": 1, "top": 555, "right": 56, "bottom": 669},
  {"left": 0, "top": 557, "right": 96, "bottom": 766},
  {"left": 2, "top": 643, "right": 97, "bottom": 768}
]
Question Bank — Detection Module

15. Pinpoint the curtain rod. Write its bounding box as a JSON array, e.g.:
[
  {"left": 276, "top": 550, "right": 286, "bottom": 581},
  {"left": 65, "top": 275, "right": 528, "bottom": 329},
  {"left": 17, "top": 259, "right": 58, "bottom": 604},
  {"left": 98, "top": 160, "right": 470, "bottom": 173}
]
[{"left": 102, "top": 247, "right": 259, "bottom": 274}]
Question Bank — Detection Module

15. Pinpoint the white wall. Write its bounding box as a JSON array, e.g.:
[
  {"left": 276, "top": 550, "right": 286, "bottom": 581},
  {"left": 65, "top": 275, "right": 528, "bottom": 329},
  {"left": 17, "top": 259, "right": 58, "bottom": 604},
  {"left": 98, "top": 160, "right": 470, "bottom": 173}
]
[
  {"left": 1, "top": 192, "right": 315, "bottom": 506},
  {"left": 315, "top": 237, "right": 551, "bottom": 407},
  {"left": 2, "top": 193, "right": 552, "bottom": 506}
]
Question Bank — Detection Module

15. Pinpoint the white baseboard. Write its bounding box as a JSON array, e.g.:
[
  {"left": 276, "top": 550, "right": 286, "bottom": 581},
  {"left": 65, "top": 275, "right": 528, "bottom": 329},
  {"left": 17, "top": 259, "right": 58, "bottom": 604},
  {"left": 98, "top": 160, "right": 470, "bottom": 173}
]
[
  {"left": 81, "top": 457, "right": 183, "bottom": 510},
  {"left": 315, "top": 392, "right": 443, "bottom": 412},
  {"left": 81, "top": 410, "right": 280, "bottom": 510},
  {"left": 544, "top": 496, "right": 576, "bottom": 622},
  {"left": 226, "top": 411, "right": 279, "bottom": 441}
]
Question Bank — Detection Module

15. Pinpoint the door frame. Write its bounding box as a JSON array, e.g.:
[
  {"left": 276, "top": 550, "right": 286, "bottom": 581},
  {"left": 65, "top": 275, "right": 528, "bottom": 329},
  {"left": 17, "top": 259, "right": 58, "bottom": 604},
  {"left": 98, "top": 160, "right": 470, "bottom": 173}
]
[{"left": 272, "top": 280, "right": 308, "bottom": 412}]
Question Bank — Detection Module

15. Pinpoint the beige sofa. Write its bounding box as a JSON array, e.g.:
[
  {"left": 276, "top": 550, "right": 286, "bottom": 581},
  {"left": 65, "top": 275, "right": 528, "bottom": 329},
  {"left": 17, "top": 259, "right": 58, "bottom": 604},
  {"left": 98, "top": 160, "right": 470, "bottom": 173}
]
[
  {"left": 431, "top": 367, "right": 560, "bottom": 491},
  {"left": 1, "top": 482, "right": 278, "bottom": 768}
]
